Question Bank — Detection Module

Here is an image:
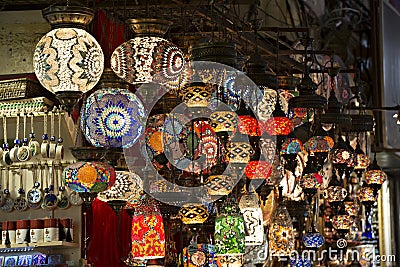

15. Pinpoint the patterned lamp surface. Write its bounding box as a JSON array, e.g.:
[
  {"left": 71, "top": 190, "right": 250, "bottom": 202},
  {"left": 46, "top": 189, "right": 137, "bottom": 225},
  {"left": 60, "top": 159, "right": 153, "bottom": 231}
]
[
  {"left": 181, "top": 84, "right": 213, "bottom": 108},
  {"left": 210, "top": 111, "right": 238, "bottom": 132},
  {"left": 298, "top": 173, "right": 323, "bottom": 189},
  {"left": 217, "top": 255, "right": 245, "bottom": 267},
  {"left": 81, "top": 88, "right": 145, "bottom": 148},
  {"left": 365, "top": 170, "right": 387, "bottom": 185},
  {"left": 97, "top": 171, "right": 142, "bottom": 202},
  {"left": 226, "top": 142, "right": 254, "bottom": 163},
  {"left": 111, "top": 34, "right": 187, "bottom": 89},
  {"left": 257, "top": 88, "right": 289, "bottom": 121},
  {"left": 344, "top": 200, "right": 360, "bottom": 217},
  {"left": 145, "top": 114, "right": 167, "bottom": 158},
  {"left": 280, "top": 138, "right": 303, "bottom": 154},
  {"left": 214, "top": 199, "right": 246, "bottom": 256},
  {"left": 357, "top": 187, "right": 378, "bottom": 203},
  {"left": 178, "top": 204, "right": 209, "bottom": 225},
  {"left": 63, "top": 161, "right": 116, "bottom": 193},
  {"left": 289, "top": 257, "right": 312, "bottom": 267},
  {"left": 330, "top": 148, "right": 353, "bottom": 165},
  {"left": 260, "top": 137, "right": 277, "bottom": 162},
  {"left": 238, "top": 115, "right": 262, "bottom": 136},
  {"left": 263, "top": 116, "right": 293, "bottom": 136},
  {"left": 305, "top": 136, "right": 334, "bottom": 153},
  {"left": 244, "top": 160, "right": 272, "bottom": 180},
  {"left": 34, "top": 27, "right": 104, "bottom": 94},
  {"left": 205, "top": 175, "right": 235, "bottom": 196},
  {"left": 331, "top": 214, "right": 355, "bottom": 231},
  {"left": 355, "top": 154, "right": 370, "bottom": 170},
  {"left": 323, "top": 186, "right": 347, "bottom": 203},
  {"left": 239, "top": 192, "right": 264, "bottom": 246},
  {"left": 131, "top": 197, "right": 166, "bottom": 259},
  {"left": 268, "top": 204, "right": 295, "bottom": 257},
  {"left": 302, "top": 232, "right": 325, "bottom": 249},
  {"left": 183, "top": 244, "right": 218, "bottom": 267}
]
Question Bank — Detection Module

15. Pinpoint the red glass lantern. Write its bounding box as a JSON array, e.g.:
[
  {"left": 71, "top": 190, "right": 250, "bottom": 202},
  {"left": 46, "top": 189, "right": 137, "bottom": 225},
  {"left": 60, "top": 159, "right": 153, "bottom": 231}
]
[
  {"left": 238, "top": 115, "right": 262, "bottom": 136},
  {"left": 263, "top": 117, "right": 293, "bottom": 136},
  {"left": 244, "top": 161, "right": 272, "bottom": 180},
  {"left": 131, "top": 197, "right": 165, "bottom": 259}
]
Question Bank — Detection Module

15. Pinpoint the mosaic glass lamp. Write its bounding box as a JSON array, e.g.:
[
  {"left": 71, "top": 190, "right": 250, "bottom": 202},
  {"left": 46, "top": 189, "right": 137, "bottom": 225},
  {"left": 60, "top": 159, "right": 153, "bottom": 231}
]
[
  {"left": 353, "top": 141, "right": 370, "bottom": 178},
  {"left": 238, "top": 192, "right": 264, "bottom": 246},
  {"left": 217, "top": 255, "right": 245, "bottom": 267},
  {"left": 238, "top": 115, "right": 262, "bottom": 136},
  {"left": 111, "top": 19, "right": 187, "bottom": 90},
  {"left": 131, "top": 197, "right": 165, "bottom": 259},
  {"left": 302, "top": 231, "right": 325, "bottom": 250},
  {"left": 257, "top": 88, "right": 288, "bottom": 121},
  {"left": 33, "top": 6, "right": 104, "bottom": 112},
  {"left": 205, "top": 175, "right": 235, "bottom": 197},
  {"left": 226, "top": 141, "right": 254, "bottom": 165},
  {"left": 304, "top": 122, "right": 334, "bottom": 170},
  {"left": 331, "top": 213, "right": 355, "bottom": 238},
  {"left": 178, "top": 204, "right": 209, "bottom": 225},
  {"left": 344, "top": 198, "right": 360, "bottom": 217},
  {"left": 323, "top": 183, "right": 347, "bottom": 209},
  {"left": 280, "top": 137, "right": 303, "bottom": 175},
  {"left": 364, "top": 155, "right": 387, "bottom": 192},
  {"left": 298, "top": 172, "right": 323, "bottom": 203},
  {"left": 358, "top": 186, "right": 378, "bottom": 240},
  {"left": 330, "top": 134, "right": 353, "bottom": 179},
  {"left": 268, "top": 203, "right": 295, "bottom": 257},
  {"left": 63, "top": 161, "right": 116, "bottom": 193},
  {"left": 210, "top": 110, "right": 238, "bottom": 141},
  {"left": 244, "top": 160, "right": 272, "bottom": 180},
  {"left": 181, "top": 83, "right": 214, "bottom": 108},
  {"left": 289, "top": 256, "right": 312, "bottom": 267},
  {"left": 80, "top": 87, "right": 145, "bottom": 148},
  {"left": 214, "top": 199, "right": 245, "bottom": 256}
]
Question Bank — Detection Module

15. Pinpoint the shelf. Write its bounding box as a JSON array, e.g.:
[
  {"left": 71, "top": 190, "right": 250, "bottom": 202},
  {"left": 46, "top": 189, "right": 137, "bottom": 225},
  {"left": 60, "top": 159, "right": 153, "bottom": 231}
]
[{"left": 0, "top": 241, "right": 79, "bottom": 251}]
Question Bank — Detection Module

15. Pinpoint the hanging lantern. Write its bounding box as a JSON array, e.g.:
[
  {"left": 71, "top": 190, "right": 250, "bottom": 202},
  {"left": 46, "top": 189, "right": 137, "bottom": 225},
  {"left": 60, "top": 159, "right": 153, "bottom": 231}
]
[
  {"left": 210, "top": 111, "right": 238, "bottom": 133},
  {"left": 111, "top": 19, "right": 187, "bottom": 90},
  {"left": 268, "top": 204, "right": 295, "bottom": 257},
  {"left": 304, "top": 134, "right": 334, "bottom": 170},
  {"left": 238, "top": 115, "right": 262, "bottom": 136},
  {"left": 226, "top": 142, "right": 254, "bottom": 164},
  {"left": 298, "top": 173, "right": 323, "bottom": 203},
  {"left": 323, "top": 185, "right": 347, "bottom": 209},
  {"left": 214, "top": 199, "right": 246, "bottom": 256},
  {"left": 330, "top": 135, "right": 353, "bottom": 179},
  {"left": 181, "top": 83, "right": 214, "bottom": 108},
  {"left": 63, "top": 162, "right": 116, "bottom": 193},
  {"left": 257, "top": 88, "right": 288, "bottom": 121},
  {"left": 244, "top": 160, "right": 272, "bottom": 180},
  {"left": 331, "top": 214, "right": 355, "bottom": 236},
  {"left": 353, "top": 142, "right": 370, "bottom": 177},
  {"left": 357, "top": 187, "right": 378, "bottom": 206},
  {"left": 97, "top": 171, "right": 142, "bottom": 203},
  {"left": 205, "top": 175, "right": 235, "bottom": 197},
  {"left": 239, "top": 192, "right": 264, "bottom": 246},
  {"left": 81, "top": 88, "right": 145, "bottom": 148},
  {"left": 217, "top": 255, "right": 245, "bottom": 267},
  {"left": 364, "top": 155, "right": 387, "bottom": 192},
  {"left": 280, "top": 138, "right": 303, "bottom": 175},
  {"left": 33, "top": 6, "right": 104, "bottom": 112},
  {"left": 263, "top": 117, "right": 293, "bottom": 136},
  {"left": 289, "top": 256, "right": 312, "bottom": 267},
  {"left": 344, "top": 199, "right": 360, "bottom": 217},
  {"left": 178, "top": 204, "right": 209, "bottom": 225},
  {"left": 302, "top": 232, "right": 325, "bottom": 249},
  {"left": 131, "top": 197, "right": 165, "bottom": 259},
  {"left": 183, "top": 243, "right": 218, "bottom": 267}
]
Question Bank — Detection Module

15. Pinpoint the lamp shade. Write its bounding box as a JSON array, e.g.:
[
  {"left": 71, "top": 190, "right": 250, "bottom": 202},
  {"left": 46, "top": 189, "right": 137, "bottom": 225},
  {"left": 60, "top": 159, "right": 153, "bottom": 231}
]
[
  {"left": 178, "top": 204, "right": 209, "bottom": 225},
  {"left": 302, "top": 232, "right": 325, "bottom": 249},
  {"left": 217, "top": 255, "right": 245, "bottom": 267},
  {"left": 63, "top": 161, "right": 116, "bottom": 193},
  {"left": 226, "top": 142, "right": 254, "bottom": 164},
  {"left": 181, "top": 83, "right": 214, "bottom": 108},
  {"left": 81, "top": 88, "right": 145, "bottom": 148},
  {"left": 97, "top": 171, "right": 142, "bottom": 202},
  {"left": 131, "top": 197, "right": 165, "bottom": 259},
  {"left": 183, "top": 244, "right": 218, "bottom": 267},
  {"left": 263, "top": 117, "right": 293, "bottom": 136},
  {"left": 298, "top": 173, "right": 323, "bottom": 190},
  {"left": 280, "top": 138, "right": 303, "bottom": 155},
  {"left": 323, "top": 186, "right": 347, "bottom": 203},
  {"left": 33, "top": 6, "right": 104, "bottom": 111},
  {"left": 205, "top": 175, "right": 235, "bottom": 196},
  {"left": 111, "top": 19, "right": 186, "bottom": 89},
  {"left": 331, "top": 214, "right": 355, "bottom": 232},
  {"left": 257, "top": 88, "right": 288, "bottom": 121},
  {"left": 244, "top": 160, "right": 272, "bottom": 179},
  {"left": 365, "top": 170, "right": 387, "bottom": 186},
  {"left": 305, "top": 136, "right": 335, "bottom": 153},
  {"left": 238, "top": 115, "right": 262, "bottom": 136},
  {"left": 210, "top": 111, "right": 238, "bottom": 133},
  {"left": 268, "top": 204, "right": 295, "bottom": 257},
  {"left": 357, "top": 187, "right": 378, "bottom": 203},
  {"left": 344, "top": 200, "right": 360, "bottom": 217},
  {"left": 239, "top": 192, "right": 264, "bottom": 246},
  {"left": 214, "top": 199, "right": 245, "bottom": 256},
  {"left": 289, "top": 257, "right": 312, "bottom": 267}
]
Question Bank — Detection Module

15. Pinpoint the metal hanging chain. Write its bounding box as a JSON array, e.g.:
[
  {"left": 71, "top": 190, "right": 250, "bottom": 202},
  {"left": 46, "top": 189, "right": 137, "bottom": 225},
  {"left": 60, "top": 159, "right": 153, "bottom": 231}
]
[
  {"left": 58, "top": 109, "right": 63, "bottom": 144},
  {"left": 43, "top": 112, "right": 48, "bottom": 137},
  {"left": 23, "top": 112, "right": 27, "bottom": 141},
  {"left": 50, "top": 110, "right": 55, "bottom": 139},
  {"left": 30, "top": 113, "right": 34, "bottom": 135}
]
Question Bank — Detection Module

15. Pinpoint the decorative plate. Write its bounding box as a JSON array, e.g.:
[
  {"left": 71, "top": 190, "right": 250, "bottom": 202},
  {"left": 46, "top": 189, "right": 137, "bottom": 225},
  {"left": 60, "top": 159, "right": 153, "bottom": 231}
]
[{"left": 81, "top": 88, "right": 145, "bottom": 148}]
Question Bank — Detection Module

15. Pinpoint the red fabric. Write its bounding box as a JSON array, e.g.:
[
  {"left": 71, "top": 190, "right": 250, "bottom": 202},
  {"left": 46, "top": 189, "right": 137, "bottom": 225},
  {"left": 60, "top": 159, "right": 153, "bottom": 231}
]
[
  {"left": 91, "top": 9, "right": 126, "bottom": 68},
  {"left": 87, "top": 198, "right": 132, "bottom": 267}
]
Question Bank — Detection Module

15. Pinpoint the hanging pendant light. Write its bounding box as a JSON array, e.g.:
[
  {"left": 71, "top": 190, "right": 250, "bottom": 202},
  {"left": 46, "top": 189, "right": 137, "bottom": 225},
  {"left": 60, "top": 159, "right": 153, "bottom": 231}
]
[
  {"left": 205, "top": 175, "right": 235, "bottom": 197},
  {"left": 263, "top": 96, "right": 293, "bottom": 139},
  {"left": 214, "top": 198, "right": 246, "bottom": 256},
  {"left": 280, "top": 137, "right": 303, "bottom": 175},
  {"left": 131, "top": 197, "right": 165, "bottom": 259},
  {"left": 178, "top": 204, "right": 209, "bottom": 225},
  {"left": 239, "top": 191, "right": 264, "bottom": 246},
  {"left": 353, "top": 141, "right": 370, "bottom": 178},
  {"left": 268, "top": 202, "right": 295, "bottom": 257},
  {"left": 330, "top": 134, "right": 353, "bottom": 179},
  {"left": 323, "top": 177, "right": 347, "bottom": 210},
  {"left": 33, "top": 6, "right": 104, "bottom": 113},
  {"left": 111, "top": 19, "right": 187, "bottom": 90},
  {"left": 364, "top": 154, "right": 387, "bottom": 193}
]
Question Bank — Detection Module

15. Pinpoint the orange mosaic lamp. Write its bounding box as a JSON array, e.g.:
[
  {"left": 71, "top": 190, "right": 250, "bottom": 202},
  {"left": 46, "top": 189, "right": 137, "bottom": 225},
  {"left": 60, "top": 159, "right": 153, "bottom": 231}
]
[
  {"left": 244, "top": 160, "right": 272, "bottom": 180},
  {"left": 131, "top": 197, "right": 165, "bottom": 259},
  {"left": 238, "top": 115, "right": 262, "bottom": 136}
]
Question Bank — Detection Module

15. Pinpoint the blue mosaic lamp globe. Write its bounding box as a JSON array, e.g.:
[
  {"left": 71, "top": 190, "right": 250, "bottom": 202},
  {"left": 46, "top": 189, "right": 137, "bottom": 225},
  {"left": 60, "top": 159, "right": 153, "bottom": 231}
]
[{"left": 302, "top": 232, "right": 325, "bottom": 249}]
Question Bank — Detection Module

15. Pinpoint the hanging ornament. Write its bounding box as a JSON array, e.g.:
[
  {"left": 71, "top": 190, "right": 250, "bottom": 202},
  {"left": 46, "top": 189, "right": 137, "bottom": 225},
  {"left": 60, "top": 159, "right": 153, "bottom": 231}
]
[
  {"left": 214, "top": 198, "right": 246, "bottom": 256},
  {"left": 330, "top": 134, "right": 353, "bottom": 179},
  {"left": 268, "top": 202, "right": 295, "bottom": 257},
  {"left": 63, "top": 162, "right": 116, "bottom": 193},
  {"left": 81, "top": 87, "right": 145, "bottom": 148},
  {"left": 280, "top": 137, "right": 303, "bottom": 175},
  {"left": 239, "top": 191, "right": 264, "bottom": 246},
  {"left": 205, "top": 175, "right": 235, "bottom": 197},
  {"left": 131, "top": 197, "right": 165, "bottom": 259},
  {"left": 178, "top": 204, "right": 209, "bottom": 225},
  {"left": 364, "top": 154, "right": 387, "bottom": 193},
  {"left": 111, "top": 19, "right": 187, "bottom": 90},
  {"left": 353, "top": 141, "right": 370, "bottom": 178},
  {"left": 33, "top": 6, "right": 104, "bottom": 112}
]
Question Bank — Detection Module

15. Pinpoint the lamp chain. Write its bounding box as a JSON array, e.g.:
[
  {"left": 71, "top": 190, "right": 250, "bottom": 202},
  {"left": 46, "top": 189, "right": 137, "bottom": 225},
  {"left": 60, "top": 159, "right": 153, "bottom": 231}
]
[
  {"left": 15, "top": 114, "right": 20, "bottom": 141},
  {"left": 44, "top": 112, "right": 48, "bottom": 136},
  {"left": 3, "top": 115, "right": 7, "bottom": 145},
  {"left": 23, "top": 112, "right": 26, "bottom": 140},
  {"left": 50, "top": 110, "right": 55, "bottom": 137}
]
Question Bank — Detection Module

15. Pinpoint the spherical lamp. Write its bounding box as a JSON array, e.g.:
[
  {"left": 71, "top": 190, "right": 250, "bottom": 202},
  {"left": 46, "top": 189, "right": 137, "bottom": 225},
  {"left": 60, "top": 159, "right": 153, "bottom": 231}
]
[{"left": 33, "top": 6, "right": 104, "bottom": 113}]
